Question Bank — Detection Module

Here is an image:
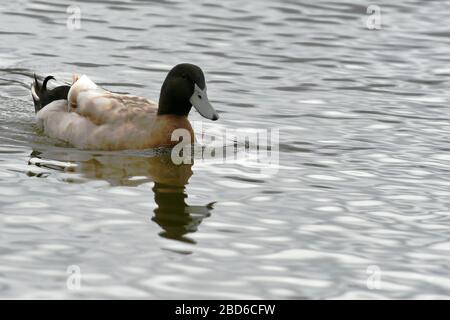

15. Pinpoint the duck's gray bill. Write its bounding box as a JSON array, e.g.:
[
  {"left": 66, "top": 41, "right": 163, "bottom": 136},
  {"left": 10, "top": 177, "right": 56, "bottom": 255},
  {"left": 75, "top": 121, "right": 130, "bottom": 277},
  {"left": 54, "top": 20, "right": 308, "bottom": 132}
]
[{"left": 190, "top": 84, "right": 219, "bottom": 121}]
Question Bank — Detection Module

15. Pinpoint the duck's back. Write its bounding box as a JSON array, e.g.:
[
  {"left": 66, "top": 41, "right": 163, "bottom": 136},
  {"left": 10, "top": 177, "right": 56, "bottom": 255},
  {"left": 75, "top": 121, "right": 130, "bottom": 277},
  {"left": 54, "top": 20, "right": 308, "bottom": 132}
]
[{"left": 69, "top": 76, "right": 158, "bottom": 125}]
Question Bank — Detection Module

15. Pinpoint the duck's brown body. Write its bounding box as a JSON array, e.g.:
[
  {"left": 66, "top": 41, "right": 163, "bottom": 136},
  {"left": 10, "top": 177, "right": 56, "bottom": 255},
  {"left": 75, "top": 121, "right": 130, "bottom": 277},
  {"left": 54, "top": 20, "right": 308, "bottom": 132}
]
[{"left": 35, "top": 75, "right": 195, "bottom": 150}]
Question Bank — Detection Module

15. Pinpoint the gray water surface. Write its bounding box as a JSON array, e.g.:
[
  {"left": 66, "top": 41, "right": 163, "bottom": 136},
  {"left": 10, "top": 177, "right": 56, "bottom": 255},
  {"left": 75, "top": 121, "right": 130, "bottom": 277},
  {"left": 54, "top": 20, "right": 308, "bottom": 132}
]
[{"left": 1, "top": 0, "right": 450, "bottom": 299}]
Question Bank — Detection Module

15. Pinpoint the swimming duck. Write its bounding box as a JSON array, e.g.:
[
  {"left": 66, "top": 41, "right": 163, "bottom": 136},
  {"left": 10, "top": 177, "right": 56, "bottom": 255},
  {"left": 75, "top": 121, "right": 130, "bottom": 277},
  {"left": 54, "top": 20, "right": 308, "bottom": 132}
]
[{"left": 31, "top": 63, "right": 219, "bottom": 150}]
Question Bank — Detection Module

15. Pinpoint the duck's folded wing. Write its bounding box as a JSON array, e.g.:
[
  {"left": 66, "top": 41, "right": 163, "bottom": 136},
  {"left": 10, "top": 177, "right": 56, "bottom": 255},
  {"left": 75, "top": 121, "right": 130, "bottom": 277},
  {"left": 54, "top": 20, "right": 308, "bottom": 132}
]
[{"left": 68, "top": 75, "right": 158, "bottom": 126}]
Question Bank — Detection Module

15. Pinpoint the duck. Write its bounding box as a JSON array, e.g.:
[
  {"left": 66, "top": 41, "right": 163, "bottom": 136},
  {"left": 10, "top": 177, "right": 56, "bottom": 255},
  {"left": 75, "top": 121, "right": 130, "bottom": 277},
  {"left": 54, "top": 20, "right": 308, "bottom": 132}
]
[{"left": 31, "top": 63, "right": 219, "bottom": 150}]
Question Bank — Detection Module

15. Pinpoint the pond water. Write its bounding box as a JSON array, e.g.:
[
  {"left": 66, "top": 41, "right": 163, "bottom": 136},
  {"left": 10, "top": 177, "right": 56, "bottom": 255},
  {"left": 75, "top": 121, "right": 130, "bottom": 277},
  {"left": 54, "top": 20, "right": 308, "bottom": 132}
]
[{"left": 1, "top": 0, "right": 450, "bottom": 299}]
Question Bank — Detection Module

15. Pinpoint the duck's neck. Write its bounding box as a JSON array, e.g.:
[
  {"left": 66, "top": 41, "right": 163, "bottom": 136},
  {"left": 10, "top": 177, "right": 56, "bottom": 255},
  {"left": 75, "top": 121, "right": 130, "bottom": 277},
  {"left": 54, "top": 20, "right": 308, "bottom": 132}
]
[{"left": 157, "top": 93, "right": 192, "bottom": 116}]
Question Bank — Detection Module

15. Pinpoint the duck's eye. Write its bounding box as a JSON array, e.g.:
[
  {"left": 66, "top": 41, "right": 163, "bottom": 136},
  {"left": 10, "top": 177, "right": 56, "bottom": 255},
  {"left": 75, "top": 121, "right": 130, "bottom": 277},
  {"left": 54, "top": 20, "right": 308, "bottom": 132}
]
[
  {"left": 181, "top": 73, "right": 188, "bottom": 79},
  {"left": 198, "top": 94, "right": 202, "bottom": 99}
]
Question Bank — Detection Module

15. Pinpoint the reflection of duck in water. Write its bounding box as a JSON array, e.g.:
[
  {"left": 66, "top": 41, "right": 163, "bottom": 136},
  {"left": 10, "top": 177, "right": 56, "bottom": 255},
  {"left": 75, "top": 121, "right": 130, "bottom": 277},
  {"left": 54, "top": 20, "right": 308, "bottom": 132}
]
[
  {"left": 152, "top": 182, "right": 213, "bottom": 243},
  {"left": 29, "top": 150, "right": 214, "bottom": 243}
]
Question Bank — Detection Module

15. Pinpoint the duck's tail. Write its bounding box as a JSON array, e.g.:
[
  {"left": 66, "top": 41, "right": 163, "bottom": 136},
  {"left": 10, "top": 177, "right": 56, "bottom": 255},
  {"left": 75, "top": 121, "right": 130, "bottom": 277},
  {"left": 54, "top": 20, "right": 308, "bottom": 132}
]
[
  {"left": 31, "top": 74, "right": 71, "bottom": 113},
  {"left": 31, "top": 74, "right": 53, "bottom": 112}
]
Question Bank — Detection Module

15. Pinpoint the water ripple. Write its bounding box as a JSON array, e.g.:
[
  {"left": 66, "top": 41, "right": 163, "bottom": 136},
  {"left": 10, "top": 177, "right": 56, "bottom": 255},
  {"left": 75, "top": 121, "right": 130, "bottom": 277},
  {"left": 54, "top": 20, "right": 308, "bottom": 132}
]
[{"left": 0, "top": 0, "right": 450, "bottom": 299}]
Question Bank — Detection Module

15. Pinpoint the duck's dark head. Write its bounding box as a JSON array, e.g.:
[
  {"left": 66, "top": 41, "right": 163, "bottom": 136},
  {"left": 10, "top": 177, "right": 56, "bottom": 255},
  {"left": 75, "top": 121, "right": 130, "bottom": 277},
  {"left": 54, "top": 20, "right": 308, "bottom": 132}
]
[{"left": 158, "top": 63, "right": 219, "bottom": 121}]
